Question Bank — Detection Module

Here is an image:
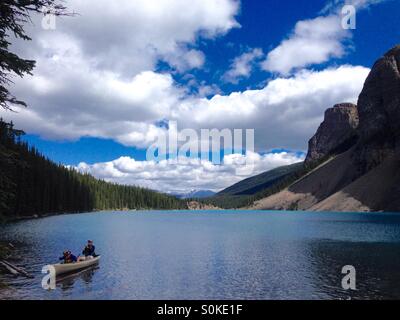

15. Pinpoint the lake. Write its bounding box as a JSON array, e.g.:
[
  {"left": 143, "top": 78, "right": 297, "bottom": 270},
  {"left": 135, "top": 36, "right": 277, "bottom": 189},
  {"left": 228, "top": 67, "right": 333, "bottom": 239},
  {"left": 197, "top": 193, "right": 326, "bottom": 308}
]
[{"left": 1, "top": 210, "right": 400, "bottom": 300}]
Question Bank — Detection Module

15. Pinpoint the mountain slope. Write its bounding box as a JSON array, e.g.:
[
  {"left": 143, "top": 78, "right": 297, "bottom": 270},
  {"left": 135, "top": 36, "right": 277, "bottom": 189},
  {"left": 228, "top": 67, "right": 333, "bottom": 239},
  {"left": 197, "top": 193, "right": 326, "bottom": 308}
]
[
  {"left": 311, "top": 155, "right": 400, "bottom": 212},
  {"left": 250, "top": 150, "right": 359, "bottom": 210},
  {"left": 250, "top": 45, "right": 400, "bottom": 212},
  {"left": 201, "top": 162, "right": 308, "bottom": 209},
  {"left": 218, "top": 162, "right": 304, "bottom": 196}
]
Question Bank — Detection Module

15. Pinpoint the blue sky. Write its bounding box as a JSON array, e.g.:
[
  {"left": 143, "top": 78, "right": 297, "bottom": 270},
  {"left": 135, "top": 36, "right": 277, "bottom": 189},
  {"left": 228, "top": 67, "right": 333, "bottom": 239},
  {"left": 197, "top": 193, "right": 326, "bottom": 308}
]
[{"left": 3, "top": 0, "right": 399, "bottom": 192}]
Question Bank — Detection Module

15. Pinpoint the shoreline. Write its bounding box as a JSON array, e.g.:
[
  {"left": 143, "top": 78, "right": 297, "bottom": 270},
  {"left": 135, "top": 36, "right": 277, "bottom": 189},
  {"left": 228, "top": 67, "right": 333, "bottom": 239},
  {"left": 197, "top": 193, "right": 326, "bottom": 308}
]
[
  {"left": 0, "top": 207, "right": 198, "bottom": 224},
  {"left": 1, "top": 208, "right": 397, "bottom": 225}
]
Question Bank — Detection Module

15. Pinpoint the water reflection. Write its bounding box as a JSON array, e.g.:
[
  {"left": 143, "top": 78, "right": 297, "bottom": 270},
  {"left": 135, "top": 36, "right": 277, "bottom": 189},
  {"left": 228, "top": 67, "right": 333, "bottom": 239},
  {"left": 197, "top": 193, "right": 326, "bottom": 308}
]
[
  {"left": 307, "top": 240, "right": 400, "bottom": 300},
  {"left": 56, "top": 266, "right": 99, "bottom": 292},
  {"left": 1, "top": 211, "right": 400, "bottom": 300}
]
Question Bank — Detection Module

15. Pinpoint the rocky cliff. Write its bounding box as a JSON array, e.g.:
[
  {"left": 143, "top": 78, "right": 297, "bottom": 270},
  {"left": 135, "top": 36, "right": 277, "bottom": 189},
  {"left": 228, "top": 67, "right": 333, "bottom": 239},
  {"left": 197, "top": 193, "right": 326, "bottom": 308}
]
[
  {"left": 305, "top": 103, "right": 359, "bottom": 165},
  {"left": 353, "top": 45, "right": 400, "bottom": 172},
  {"left": 251, "top": 45, "right": 400, "bottom": 212}
]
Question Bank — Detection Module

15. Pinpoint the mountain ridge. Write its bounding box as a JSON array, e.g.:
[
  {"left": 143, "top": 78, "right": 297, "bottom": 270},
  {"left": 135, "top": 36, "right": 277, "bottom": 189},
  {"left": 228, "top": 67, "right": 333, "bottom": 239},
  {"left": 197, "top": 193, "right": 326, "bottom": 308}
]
[
  {"left": 248, "top": 45, "right": 400, "bottom": 212},
  {"left": 173, "top": 190, "right": 216, "bottom": 199},
  {"left": 218, "top": 162, "right": 304, "bottom": 196}
]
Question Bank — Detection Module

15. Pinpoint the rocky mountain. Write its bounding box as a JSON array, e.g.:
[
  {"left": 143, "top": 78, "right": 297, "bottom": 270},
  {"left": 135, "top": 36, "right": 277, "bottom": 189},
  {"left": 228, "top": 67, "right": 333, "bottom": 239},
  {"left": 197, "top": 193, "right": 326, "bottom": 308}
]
[
  {"left": 353, "top": 45, "right": 400, "bottom": 173},
  {"left": 305, "top": 103, "right": 359, "bottom": 165},
  {"left": 250, "top": 45, "right": 400, "bottom": 212}
]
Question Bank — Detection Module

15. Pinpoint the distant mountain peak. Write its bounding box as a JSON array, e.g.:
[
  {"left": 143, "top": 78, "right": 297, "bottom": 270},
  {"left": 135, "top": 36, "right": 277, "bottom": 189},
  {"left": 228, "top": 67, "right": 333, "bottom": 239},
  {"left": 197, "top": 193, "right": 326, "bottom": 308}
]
[{"left": 173, "top": 190, "right": 216, "bottom": 199}]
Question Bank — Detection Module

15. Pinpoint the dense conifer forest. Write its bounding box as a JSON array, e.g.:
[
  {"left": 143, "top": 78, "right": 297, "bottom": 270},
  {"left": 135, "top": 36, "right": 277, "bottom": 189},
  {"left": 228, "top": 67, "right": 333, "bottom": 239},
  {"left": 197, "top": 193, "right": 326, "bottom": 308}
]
[{"left": 0, "top": 120, "right": 186, "bottom": 220}]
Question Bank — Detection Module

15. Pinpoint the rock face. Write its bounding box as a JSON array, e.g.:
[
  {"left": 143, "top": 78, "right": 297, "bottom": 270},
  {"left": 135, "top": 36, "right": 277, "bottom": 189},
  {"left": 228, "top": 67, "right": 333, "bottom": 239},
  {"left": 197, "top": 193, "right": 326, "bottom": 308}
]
[
  {"left": 250, "top": 45, "right": 400, "bottom": 212},
  {"left": 306, "top": 44, "right": 400, "bottom": 169},
  {"left": 354, "top": 45, "right": 400, "bottom": 172},
  {"left": 305, "top": 103, "right": 359, "bottom": 165}
]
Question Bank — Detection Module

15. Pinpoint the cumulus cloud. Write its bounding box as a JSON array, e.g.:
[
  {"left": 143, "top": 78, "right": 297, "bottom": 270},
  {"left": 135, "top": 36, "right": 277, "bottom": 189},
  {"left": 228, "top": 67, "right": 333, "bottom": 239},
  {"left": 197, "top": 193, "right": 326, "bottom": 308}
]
[
  {"left": 172, "top": 65, "right": 370, "bottom": 151},
  {"left": 3, "top": 54, "right": 184, "bottom": 146},
  {"left": 0, "top": 0, "right": 382, "bottom": 193},
  {"left": 184, "top": 75, "right": 221, "bottom": 98},
  {"left": 164, "top": 49, "right": 206, "bottom": 73},
  {"left": 60, "top": 0, "right": 239, "bottom": 74},
  {"left": 1, "top": 0, "right": 238, "bottom": 145},
  {"left": 1, "top": 0, "right": 372, "bottom": 153},
  {"left": 320, "top": 0, "right": 387, "bottom": 14},
  {"left": 1, "top": 64, "right": 370, "bottom": 151},
  {"left": 261, "top": 0, "right": 387, "bottom": 75},
  {"left": 8, "top": 0, "right": 240, "bottom": 82},
  {"left": 222, "top": 48, "right": 264, "bottom": 84},
  {"left": 76, "top": 151, "right": 305, "bottom": 193},
  {"left": 261, "top": 15, "right": 349, "bottom": 75}
]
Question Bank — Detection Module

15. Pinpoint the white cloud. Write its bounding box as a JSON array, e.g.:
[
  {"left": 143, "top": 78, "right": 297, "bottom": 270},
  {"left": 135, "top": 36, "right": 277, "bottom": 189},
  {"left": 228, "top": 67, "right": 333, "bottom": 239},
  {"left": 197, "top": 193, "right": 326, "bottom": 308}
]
[
  {"left": 164, "top": 49, "right": 206, "bottom": 72},
  {"left": 1, "top": 64, "right": 369, "bottom": 151},
  {"left": 320, "top": 0, "right": 387, "bottom": 14},
  {"left": 1, "top": 0, "right": 371, "bottom": 152},
  {"left": 261, "top": 0, "right": 387, "bottom": 75},
  {"left": 76, "top": 151, "right": 304, "bottom": 193},
  {"left": 3, "top": 49, "right": 184, "bottom": 146},
  {"left": 222, "top": 48, "right": 264, "bottom": 83},
  {"left": 262, "top": 15, "right": 349, "bottom": 75},
  {"left": 0, "top": 0, "right": 379, "bottom": 193},
  {"left": 10, "top": 0, "right": 240, "bottom": 77},
  {"left": 171, "top": 65, "right": 370, "bottom": 151},
  {"left": 184, "top": 75, "right": 221, "bottom": 98},
  {"left": 2, "top": 0, "right": 242, "bottom": 146},
  {"left": 197, "top": 83, "right": 221, "bottom": 98}
]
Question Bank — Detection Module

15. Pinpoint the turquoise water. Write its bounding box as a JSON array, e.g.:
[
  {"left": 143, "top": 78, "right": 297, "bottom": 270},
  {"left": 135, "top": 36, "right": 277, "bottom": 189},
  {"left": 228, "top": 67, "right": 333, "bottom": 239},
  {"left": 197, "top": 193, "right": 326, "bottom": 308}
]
[{"left": 1, "top": 210, "right": 400, "bottom": 300}]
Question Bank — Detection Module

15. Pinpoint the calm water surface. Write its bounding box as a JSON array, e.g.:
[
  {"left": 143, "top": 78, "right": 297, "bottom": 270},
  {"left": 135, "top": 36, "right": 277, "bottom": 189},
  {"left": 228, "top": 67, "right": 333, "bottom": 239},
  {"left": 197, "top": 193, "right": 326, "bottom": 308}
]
[{"left": 1, "top": 210, "right": 400, "bottom": 300}]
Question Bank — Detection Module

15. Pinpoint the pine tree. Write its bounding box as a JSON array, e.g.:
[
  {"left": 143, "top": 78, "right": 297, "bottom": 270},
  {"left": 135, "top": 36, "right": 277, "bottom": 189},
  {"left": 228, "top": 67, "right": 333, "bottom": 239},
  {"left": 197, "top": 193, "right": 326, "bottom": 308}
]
[
  {"left": 1, "top": 1, "right": 69, "bottom": 110},
  {"left": 0, "top": 119, "right": 186, "bottom": 219}
]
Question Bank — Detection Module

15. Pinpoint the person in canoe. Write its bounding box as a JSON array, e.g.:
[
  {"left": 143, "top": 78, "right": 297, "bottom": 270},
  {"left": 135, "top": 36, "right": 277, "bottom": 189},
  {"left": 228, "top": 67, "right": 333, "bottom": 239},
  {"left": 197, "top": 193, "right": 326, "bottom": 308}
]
[
  {"left": 82, "top": 240, "right": 96, "bottom": 257},
  {"left": 59, "top": 250, "right": 77, "bottom": 264}
]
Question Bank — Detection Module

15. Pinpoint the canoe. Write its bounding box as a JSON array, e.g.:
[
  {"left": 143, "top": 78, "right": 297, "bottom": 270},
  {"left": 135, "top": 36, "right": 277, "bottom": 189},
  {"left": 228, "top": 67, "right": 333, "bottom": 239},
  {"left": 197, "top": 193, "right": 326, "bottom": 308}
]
[{"left": 51, "top": 256, "right": 101, "bottom": 276}]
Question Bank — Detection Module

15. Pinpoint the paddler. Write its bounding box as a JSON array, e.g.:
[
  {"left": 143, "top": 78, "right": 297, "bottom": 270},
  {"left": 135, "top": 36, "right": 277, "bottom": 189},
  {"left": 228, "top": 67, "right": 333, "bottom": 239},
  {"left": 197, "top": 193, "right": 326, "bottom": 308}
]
[
  {"left": 59, "top": 250, "right": 77, "bottom": 264},
  {"left": 82, "top": 240, "right": 96, "bottom": 257}
]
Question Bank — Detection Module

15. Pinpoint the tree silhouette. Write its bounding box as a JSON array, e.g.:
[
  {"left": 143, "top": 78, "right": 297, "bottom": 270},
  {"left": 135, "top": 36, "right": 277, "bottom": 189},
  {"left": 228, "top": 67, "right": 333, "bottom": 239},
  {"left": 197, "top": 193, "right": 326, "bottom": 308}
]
[
  {"left": 0, "top": 0, "right": 68, "bottom": 110},
  {"left": 0, "top": 119, "right": 186, "bottom": 219}
]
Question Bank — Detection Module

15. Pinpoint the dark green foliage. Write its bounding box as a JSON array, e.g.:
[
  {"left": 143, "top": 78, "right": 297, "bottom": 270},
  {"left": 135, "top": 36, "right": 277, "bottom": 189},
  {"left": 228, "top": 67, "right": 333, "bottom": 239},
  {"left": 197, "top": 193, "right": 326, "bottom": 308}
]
[
  {"left": 287, "top": 200, "right": 299, "bottom": 211},
  {"left": 0, "top": 120, "right": 185, "bottom": 219},
  {"left": 199, "top": 194, "right": 253, "bottom": 209},
  {"left": 1, "top": 0, "right": 68, "bottom": 110}
]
